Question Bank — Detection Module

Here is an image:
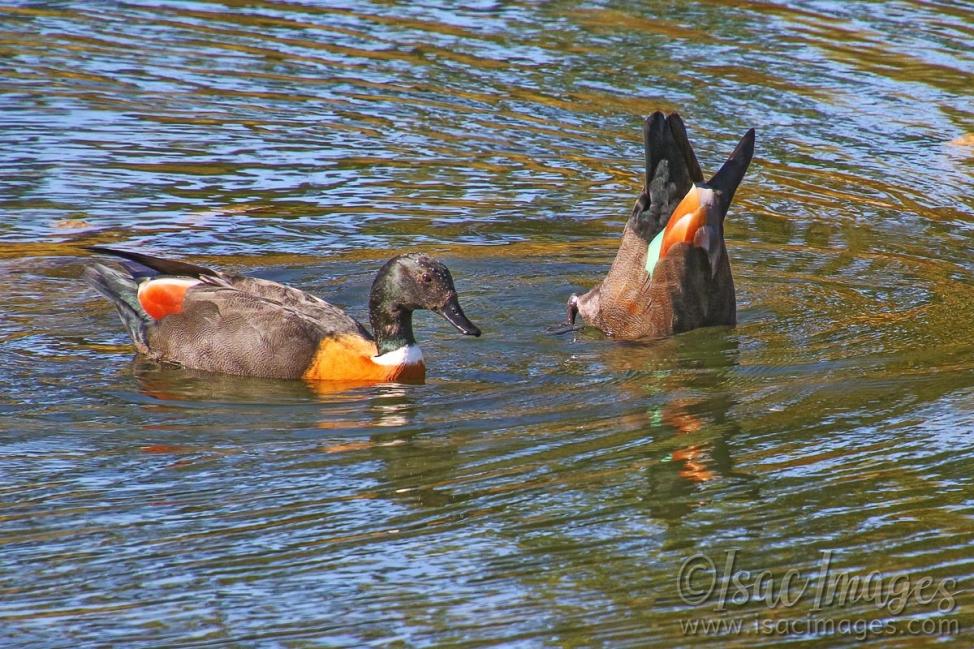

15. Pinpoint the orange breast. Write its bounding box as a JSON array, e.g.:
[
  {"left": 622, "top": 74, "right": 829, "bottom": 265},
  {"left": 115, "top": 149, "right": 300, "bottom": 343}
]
[{"left": 301, "top": 335, "right": 426, "bottom": 383}]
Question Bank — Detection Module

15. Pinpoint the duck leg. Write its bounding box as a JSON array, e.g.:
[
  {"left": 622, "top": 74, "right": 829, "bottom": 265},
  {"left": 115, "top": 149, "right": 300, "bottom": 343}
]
[{"left": 546, "top": 294, "right": 581, "bottom": 335}]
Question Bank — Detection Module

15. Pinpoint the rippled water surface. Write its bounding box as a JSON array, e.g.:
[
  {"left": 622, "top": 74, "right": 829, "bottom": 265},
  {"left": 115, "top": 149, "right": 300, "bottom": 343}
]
[{"left": 2, "top": 1, "right": 974, "bottom": 646}]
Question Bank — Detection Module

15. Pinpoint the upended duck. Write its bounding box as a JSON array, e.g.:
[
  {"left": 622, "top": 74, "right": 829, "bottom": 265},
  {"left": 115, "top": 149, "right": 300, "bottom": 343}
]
[
  {"left": 83, "top": 248, "right": 481, "bottom": 382},
  {"left": 554, "top": 112, "right": 755, "bottom": 339}
]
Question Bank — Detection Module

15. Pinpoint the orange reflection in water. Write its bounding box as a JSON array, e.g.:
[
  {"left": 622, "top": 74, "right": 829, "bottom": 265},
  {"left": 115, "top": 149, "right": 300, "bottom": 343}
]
[
  {"left": 131, "top": 358, "right": 421, "bottom": 432},
  {"left": 663, "top": 400, "right": 716, "bottom": 483}
]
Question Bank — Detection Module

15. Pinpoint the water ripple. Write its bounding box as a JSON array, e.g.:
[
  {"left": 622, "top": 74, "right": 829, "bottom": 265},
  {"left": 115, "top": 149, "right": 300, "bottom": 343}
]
[{"left": 2, "top": 0, "right": 974, "bottom": 646}]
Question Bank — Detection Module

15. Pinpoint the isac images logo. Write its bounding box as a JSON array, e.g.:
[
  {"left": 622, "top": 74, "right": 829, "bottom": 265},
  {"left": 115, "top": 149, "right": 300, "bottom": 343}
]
[{"left": 675, "top": 550, "right": 960, "bottom": 640}]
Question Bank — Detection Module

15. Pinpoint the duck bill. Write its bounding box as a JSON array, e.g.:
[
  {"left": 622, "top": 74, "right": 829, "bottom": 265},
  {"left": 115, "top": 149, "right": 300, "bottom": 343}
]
[{"left": 436, "top": 295, "right": 481, "bottom": 336}]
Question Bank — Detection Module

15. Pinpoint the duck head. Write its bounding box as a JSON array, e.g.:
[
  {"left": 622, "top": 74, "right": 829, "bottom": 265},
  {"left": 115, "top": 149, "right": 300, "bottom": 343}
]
[{"left": 370, "top": 254, "right": 481, "bottom": 354}]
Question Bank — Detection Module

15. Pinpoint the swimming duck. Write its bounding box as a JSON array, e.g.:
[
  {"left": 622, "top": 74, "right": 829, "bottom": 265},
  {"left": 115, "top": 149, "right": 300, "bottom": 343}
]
[
  {"left": 83, "top": 247, "right": 481, "bottom": 382},
  {"left": 554, "top": 112, "right": 755, "bottom": 339}
]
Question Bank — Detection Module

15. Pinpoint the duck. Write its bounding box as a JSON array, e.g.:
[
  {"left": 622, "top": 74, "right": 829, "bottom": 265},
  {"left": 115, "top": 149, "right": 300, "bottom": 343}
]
[
  {"left": 553, "top": 112, "right": 755, "bottom": 339},
  {"left": 82, "top": 247, "right": 481, "bottom": 383}
]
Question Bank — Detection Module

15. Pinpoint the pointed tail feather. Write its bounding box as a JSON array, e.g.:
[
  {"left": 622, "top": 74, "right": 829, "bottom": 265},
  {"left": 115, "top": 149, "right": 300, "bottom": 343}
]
[
  {"left": 705, "top": 128, "right": 756, "bottom": 217},
  {"left": 86, "top": 246, "right": 217, "bottom": 278},
  {"left": 82, "top": 263, "right": 151, "bottom": 353},
  {"left": 660, "top": 112, "right": 703, "bottom": 186},
  {"left": 629, "top": 112, "right": 704, "bottom": 241}
]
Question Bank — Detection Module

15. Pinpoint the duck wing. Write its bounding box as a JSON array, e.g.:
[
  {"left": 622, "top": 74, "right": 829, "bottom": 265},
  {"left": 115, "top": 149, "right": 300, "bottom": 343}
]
[
  {"left": 87, "top": 246, "right": 371, "bottom": 339},
  {"left": 145, "top": 284, "right": 363, "bottom": 379},
  {"left": 219, "top": 275, "right": 372, "bottom": 340}
]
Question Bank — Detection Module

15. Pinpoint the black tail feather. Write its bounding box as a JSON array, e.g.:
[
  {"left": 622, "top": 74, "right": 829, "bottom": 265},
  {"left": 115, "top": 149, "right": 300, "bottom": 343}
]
[
  {"left": 116, "top": 259, "right": 159, "bottom": 281},
  {"left": 86, "top": 246, "right": 217, "bottom": 278},
  {"left": 629, "top": 112, "right": 704, "bottom": 241},
  {"left": 659, "top": 112, "right": 703, "bottom": 186},
  {"left": 82, "top": 263, "right": 151, "bottom": 352},
  {"left": 706, "top": 128, "right": 756, "bottom": 217}
]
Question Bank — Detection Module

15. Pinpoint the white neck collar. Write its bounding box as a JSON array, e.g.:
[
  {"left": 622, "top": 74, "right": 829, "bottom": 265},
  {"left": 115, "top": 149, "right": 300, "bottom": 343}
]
[{"left": 373, "top": 344, "right": 424, "bottom": 366}]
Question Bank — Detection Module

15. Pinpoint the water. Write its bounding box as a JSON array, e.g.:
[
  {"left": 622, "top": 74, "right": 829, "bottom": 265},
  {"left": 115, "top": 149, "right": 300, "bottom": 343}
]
[{"left": 2, "top": 1, "right": 973, "bottom": 646}]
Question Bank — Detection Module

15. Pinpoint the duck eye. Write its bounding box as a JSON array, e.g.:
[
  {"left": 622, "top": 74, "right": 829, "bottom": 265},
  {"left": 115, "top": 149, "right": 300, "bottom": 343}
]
[{"left": 422, "top": 273, "right": 432, "bottom": 283}]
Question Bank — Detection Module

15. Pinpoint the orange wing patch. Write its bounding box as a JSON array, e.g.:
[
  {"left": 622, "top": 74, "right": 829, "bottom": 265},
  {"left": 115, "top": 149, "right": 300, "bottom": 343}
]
[
  {"left": 302, "top": 335, "right": 426, "bottom": 383},
  {"left": 138, "top": 277, "right": 201, "bottom": 320},
  {"left": 661, "top": 186, "right": 707, "bottom": 258}
]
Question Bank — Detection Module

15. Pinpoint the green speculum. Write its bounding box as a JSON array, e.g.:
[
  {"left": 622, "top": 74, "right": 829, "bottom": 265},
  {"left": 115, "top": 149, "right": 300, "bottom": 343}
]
[{"left": 644, "top": 228, "right": 665, "bottom": 278}]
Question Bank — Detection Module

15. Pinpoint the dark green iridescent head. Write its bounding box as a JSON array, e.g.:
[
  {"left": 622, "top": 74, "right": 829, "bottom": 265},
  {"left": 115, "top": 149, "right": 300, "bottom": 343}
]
[{"left": 368, "top": 253, "right": 481, "bottom": 354}]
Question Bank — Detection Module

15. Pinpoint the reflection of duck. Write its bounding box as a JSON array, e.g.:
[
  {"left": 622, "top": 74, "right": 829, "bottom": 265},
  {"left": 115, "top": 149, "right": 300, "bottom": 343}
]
[
  {"left": 131, "top": 358, "right": 421, "bottom": 429},
  {"left": 645, "top": 392, "right": 749, "bottom": 520},
  {"left": 556, "top": 112, "right": 755, "bottom": 339},
  {"left": 83, "top": 247, "right": 480, "bottom": 384},
  {"left": 588, "top": 332, "right": 754, "bottom": 518}
]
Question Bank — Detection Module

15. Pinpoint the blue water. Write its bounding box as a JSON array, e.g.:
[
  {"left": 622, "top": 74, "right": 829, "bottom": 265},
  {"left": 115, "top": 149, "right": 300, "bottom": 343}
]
[{"left": 1, "top": 1, "right": 973, "bottom": 646}]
